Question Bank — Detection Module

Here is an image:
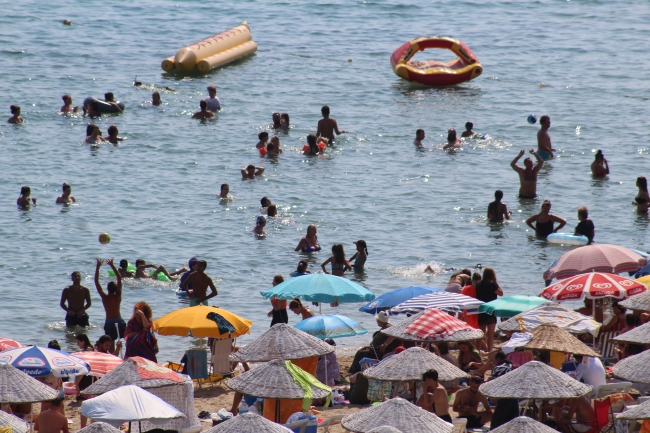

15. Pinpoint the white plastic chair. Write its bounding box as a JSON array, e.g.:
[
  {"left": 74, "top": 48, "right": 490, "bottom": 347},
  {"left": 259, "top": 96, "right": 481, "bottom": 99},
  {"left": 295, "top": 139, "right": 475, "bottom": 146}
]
[
  {"left": 318, "top": 414, "right": 345, "bottom": 432},
  {"left": 452, "top": 418, "right": 468, "bottom": 433},
  {"left": 593, "top": 382, "right": 632, "bottom": 399}
]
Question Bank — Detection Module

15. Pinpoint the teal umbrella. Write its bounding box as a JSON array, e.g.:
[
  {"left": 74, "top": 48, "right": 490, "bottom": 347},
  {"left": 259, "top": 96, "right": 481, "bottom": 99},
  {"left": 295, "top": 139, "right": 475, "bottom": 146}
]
[
  {"left": 294, "top": 314, "right": 368, "bottom": 340},
  {"left": 478, "top": 296, "right": 550, "bottom": 318},
  {"left": 260, "top": 273, "right": 375, "bottom": 303}
]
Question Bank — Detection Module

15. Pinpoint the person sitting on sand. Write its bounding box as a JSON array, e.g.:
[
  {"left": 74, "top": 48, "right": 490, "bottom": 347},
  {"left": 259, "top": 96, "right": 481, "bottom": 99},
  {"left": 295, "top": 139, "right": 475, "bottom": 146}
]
[
  {"left": 55, "top": 183, "right": 76, "bottom": 204},
  {"left": 182, "top": 260, "right": 218, "bottom": 306},
  {"left": 487, "top": 190, "right": 512, "bottom": 222},
  {"left": 217, "top": 183, "right": 233, "bottom": 201},
  {"left": 106, "top": 125, "right": 124, "bottom": 145},
  {"left": 591, "top": 150, "right": 609, "bottom": 177},
  {"left": 152, "top": 91, "right": 161, "bottom": 106},
  {"left": 510, "top": 149, "right": 544, "bottom": 199},
  {"left": 443, "top": 128, "right": 462, "bottom": 149},
  {"left": 17, "top": 186, "right": 36, "bottom": 207},
  {"left": 553, "top": 395, "right": 595, "bottom": 433},
  {"left": 453, "top": 376, "right": 493, "bottom": 429},
  {"left": 414, "top": 129, "right": 425, "bottom": 148},
  {"left": 241, "top": 164, "right": 265, "bottom": 179},
  {"left": 192, "top": 100, "right": 214, "bottom": 119},
  {"left": 35, "top": 399, "right": 68, "bottom": 433},
  {"left": 316, "top": 105, "right": 347, "bottom": 144},
  {"left": 461, "top": 122, "right": 474, "bottom": 138},
  {"left": 84, "top": 125, "right": 106, "bottom": 145},
  {"left": 416, "top": 369, "right": 451, "bottom": 423},
  {"left": 60, "top": 95, "right": 78, "bottom": 113},
  {"left": 7, "top": 105, "right": 23, "bottom": 124},
  {"left": 526, "top": 200, "right": 566, "bottom": 238}
]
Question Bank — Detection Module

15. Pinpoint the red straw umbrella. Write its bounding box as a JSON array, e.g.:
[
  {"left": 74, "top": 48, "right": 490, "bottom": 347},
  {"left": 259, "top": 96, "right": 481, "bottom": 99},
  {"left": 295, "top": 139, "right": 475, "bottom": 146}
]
[
  {"left": 404, "top": 308, "right": 477, "bottom": 340},
  {"left": 72, "top": 352, "right": 124, "bottom": 377},
  {"left": 0, "top": 338, "right": 24, "bottom": 351},
  {"left": 543, "top": 244, "right": 647, "bottom": 282},
  {"left": 540, "top": 272, "right": 647, "bottom": 302}
]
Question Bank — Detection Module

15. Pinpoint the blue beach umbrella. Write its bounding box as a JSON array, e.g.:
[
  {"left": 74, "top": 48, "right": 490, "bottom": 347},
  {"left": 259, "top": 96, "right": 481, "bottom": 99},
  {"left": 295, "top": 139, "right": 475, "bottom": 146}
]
[
  {"left": 260, "top": 273, "right": 375, "bottom": 303},
  {"left": 478, "top": 296, "right": 550, "bottom": 318},
  {"left": 389, "top": 291, "right": 484, "bottom": 315},
  {"left": 359, "top": 286, "right": 443, "bottom": 314},
  {"left": 0, "top": 346, "right": 90, "bottom": 377},
  {"left": 294, "top": 315, "right": 368, "bottom": 340}
]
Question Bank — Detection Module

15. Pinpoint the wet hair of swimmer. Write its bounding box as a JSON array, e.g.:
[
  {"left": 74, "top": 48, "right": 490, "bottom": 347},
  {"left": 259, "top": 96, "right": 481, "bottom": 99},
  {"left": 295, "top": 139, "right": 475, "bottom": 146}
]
[
  {"left": 20, "top": 186, "right": 31, "bottom": 195},
  {"left": 355, "top": 239, "right": 368, "bottom": 256},
  {"left": 307, "top": 134, "right": 319, "bottom": 153},
  {"left": 494, "top": 190, "right": 504, "bottom": 202},
  {"left": 637, "top": 176, "right": 648, "bottom": 192},
  {"left": 10, "top": 105, "right": 20, "bottom": 115},
  {"left": 281, "top": 112, "right": 290, "bottom": 126},
  {"left": 120, "top": 259, "right": 128, "bottom": 269},
  {"left": 272, "top": 112, "right": 280, "bottom": 122},
  {"left": 200, "top": 99, "right": 207, "bottom": 110},
  {"left": 62, "top": 95, "right": 71, "bottom": 102},
  {"left": 465, "top": 122, "right": 473, "bottom": 131},
  {"left": 104, "top": 92, "right": 114, "bottom": 102},
  {"left": 261, "top": 196, "right": 271, "bottom": 207},
  {"left": 595, "top": 150, "right": 604, "bottom": 161},
  {"left": 258, "top": 131, "right": 269, "bottom": 141},
  {"left": 220, "top": 184, "right": 229, "bottom": 193},
  {"left": 62, "top": 183, "right": 71, "bottom": 192},
  {"left": 447, "top": 129, "right": 457, "bottom": 142},
  {"left": 107, "top": 125, "right": 118, "bottom": 136},
  {"left": 247, "top": 164, "right": 256, "bottom": 171},
  {"left": 267, "top": 142, "right": 276, "bottom": 152},
  {"left": 86, "top": 124, "right": 97, "bottom": 136},
  {"left": 273, "top": 274, "right": 284, "bottom": 285},
  {"left": 267, "top": 204, "right": 278, "bottom": 217},
  {"left": 107, "top": 281, "right": 118, "bottom": 294},
  {"left": 296, "top": 260, "right": 308, "bottom": 273},
  {"left": 321, "top": 105, "right": 330, "bottom": 117},
  {"left": 332, "top": 243, "right": 346, "bottom": 263}
]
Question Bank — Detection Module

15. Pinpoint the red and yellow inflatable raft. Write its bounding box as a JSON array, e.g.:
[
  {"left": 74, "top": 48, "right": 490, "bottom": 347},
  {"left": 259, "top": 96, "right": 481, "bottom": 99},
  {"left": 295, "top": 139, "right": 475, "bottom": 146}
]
[{"left": 390, "top": 37, "right": 482, "bottom": 86}]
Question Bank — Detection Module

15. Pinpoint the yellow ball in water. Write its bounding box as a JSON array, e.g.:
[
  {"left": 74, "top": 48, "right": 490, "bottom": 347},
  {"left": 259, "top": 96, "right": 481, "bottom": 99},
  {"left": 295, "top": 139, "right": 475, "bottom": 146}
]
[{"left": 98, "top": 233, "right": 111, "bottom": 244}]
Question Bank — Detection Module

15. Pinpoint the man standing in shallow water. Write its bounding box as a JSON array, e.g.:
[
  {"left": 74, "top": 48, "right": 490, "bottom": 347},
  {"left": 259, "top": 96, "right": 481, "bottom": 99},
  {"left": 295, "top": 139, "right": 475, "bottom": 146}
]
[
  {"left": 94, "top": 259, "right": 125, "bottom": 346},
  {"left": 60, "top": 271, "right": 92, "bottom": 328},
  {"left": 316, "top": 105, "right": 347, "bottom": 144},
  {"left": 537, "top": 115, "right": 555, "bottom": 159},
  {"left": 510, "top": 149, "right": 544, "bottom": 199},
  {"left": 182, "top": 260, "right": 218, "bottom": 306}
]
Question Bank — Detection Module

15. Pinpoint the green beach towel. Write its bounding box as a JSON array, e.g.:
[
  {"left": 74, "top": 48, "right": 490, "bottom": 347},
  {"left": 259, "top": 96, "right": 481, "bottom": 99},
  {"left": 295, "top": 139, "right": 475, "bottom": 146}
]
[{"left": 285, "top": 360, "right": 332, "bottom": 411}]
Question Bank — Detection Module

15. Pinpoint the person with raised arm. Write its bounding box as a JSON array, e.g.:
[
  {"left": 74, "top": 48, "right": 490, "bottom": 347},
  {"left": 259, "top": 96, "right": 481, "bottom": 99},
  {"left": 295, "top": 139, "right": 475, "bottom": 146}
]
[
  {"left": 94, "top": 259, "right": 125, "bottom": 349},
  {"left": 510, "top": 149, "right": 543, "bottom": 199}
]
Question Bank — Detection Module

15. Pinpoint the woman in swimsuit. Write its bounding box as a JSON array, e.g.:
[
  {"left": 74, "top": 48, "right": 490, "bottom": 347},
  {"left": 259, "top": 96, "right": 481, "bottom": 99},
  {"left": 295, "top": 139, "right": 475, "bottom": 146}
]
[
  {"left": 280, "top": 113, "right": 290, "bottom": 131},
  {"left": 349, "top": 240, "right": 368, "bottom": 272},
  {"left": 321, "top": 244, "right": 352, "bottom": 276},
  {"left": 633, "top": 176, "right": 649, "bottom": 213},
  {"left": 55, "top": 183, "right": 76, "bottom": 204},
  {"left": 526, "top": 200, "right": 566, "bottom": 238},
  {"left": 601, "top": 302, "right": 628, "bottom": 332},
  {"left": 7, "top": 105, "right": 23, "bottom": 124},
  {"left": 590, "top": 150, "right": 609, "bottom": 177},
  {"left": 290, "top": 260, "right": 312, "bottom": 277},
  {"left": 456, "top": 341, "right": 482, "bottom": 373},
  {"left": 84, "top": 125, "right": 106, "bottom": 144},
  {"left": 289, "top": 298, "right": 315, "bottom": 320},
  {"left": 295, "top": 224, "right": 322, "bottom": 253}
]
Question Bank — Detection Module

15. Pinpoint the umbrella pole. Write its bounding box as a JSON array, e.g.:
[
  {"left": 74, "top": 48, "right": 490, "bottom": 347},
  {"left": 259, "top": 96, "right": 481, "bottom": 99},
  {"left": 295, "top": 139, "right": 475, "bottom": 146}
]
[
  {"left": 30, "top": 403, "right": 33, "bottom": 433},
  {"left": 275, "top": 399, "right": 280, "bottom": 423},
  {"left": 592, "top": 301, "right": 596, "bottom": 348},
  {"left": 115, "top": 322, "right": 123, "bottom": 358},
  {"left": 324, "top": 356, "right": 328, "bottom": 409},
  {"left": 128, "top": 421, "right": 131, "bottom": 433},
  {"left": 139, "top": 421, "right": 142, "bottom": 433}
]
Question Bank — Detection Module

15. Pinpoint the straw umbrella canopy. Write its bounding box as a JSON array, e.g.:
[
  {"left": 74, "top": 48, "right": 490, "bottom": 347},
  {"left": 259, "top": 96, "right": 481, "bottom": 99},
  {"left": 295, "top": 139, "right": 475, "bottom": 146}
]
[
  {"left": 229, "top": 324, "right": 334, "bottom": 363},
  {"left": 225, "top": 359, "right": 331, "bottom": 400},
  {"left": 0, "top": 362, "right": 59, "bottom": 403},
  {"left": 367, "top": 428, "right": 403, "bottom": 433},
  {"left": 616, "top": 398, "right": 650, "bottom": 420},
  {"left": 0, "top": 409, "right": 29, "bottom": 433},
  {"left": 74, "top": 422, "right": 123, "bottom": 433},
  {"left": 364, "top": 347, "right": 469, "bottom": 382},
  {"left": 612, "top": 321, "right": 650, "bottom": 345},
  {"left": 479, "top": 361, "right": 592, "bottom": 399},
  {"left": 341, "top": 397, "right": 454, "bottom": 433},
  {"left": 518, "top": 323, "right": 599, "bottom": 357},
  {"left": 381, "top": 311, "right": 484, "bottom": 342},
  {"left": 203, "top": 413, "right": 292, "bottom": 433},
  {"left": 489, "top": 416, "right": 558, "bottom": 433},
  {"left": 611, "top": 349, "right": 650, "bottom": 383},
  {"left": 619, "top": 290, "right": 650, "bottom": 311},
  {"left": 497, "top": 302, "right": 600, "bottom": 336}
]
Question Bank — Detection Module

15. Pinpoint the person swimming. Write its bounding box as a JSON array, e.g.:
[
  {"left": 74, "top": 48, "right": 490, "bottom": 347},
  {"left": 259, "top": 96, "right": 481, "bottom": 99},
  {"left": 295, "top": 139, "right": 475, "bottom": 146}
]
[
  {"left": 511, "top": 149, "right": 543, "bottom": 199},
  {"left": 290, "top": 260, "right": 312, "bottom": 277},
  {"left": 106, "top": 125, "right": 124, "bottom": 145},
  {"left": 7, "top": 105, "right": 23, "bottom": 124},
  {"left": 591, "top": 150, "right": 609, "bottom": 177},
  {"left": 633, "top": 176, "right": 649, "bottom": 213},
  {"left": 461, "top": 122, "right": 474, "bottom": 138},
  {"left": 152, "top": 92, "right": 161, "bottom": 106},
  {"left": 17, "top": 186, "right": 36, "bottom": 207},
  {"left": 253, "top": 215, "right": 267, "bottom": 235},
  {"left": 303, "top": 134, "right": 323, "bottom": 155},
  {"left": 192, "top": 100, "right": 215, "bottom": 119},
  {"left": 60, "top": 95, "right": 78, "bottom": 114},
  {"left": 526, "top": 200, "right": 566, "bottom": 238},
  {"left": 272, "top": 112, "right": 281, "bottom": 130},
  {"left": 295, "top": 224, "right": 321, "bottom": 253},
  {"left": 280, "top": 113, "right": 290, "bottom": 130},
  {"left": 256, "top": 131, "right": 269, "bottom": 151},
  {"left": 217, "top": 184, "right": 233, "bottom": 201},
  {"left": 487, "top": 190, "right": 512, "bottom": 222},
  {"left": 55, "top": 183, "right": 76, "bottom": 204},
  {"left": 84, "top": 125, "right": 106, "bottom": 144},
  {"left": 442, "top": 128, "right": 461, "bottom": 149},
  {"left": 414, "top": 129, "right": 425, "bottom": 148}
]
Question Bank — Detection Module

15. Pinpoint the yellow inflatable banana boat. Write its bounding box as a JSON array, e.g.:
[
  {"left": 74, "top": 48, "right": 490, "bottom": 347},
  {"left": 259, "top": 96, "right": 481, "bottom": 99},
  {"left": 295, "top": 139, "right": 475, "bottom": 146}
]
[{"left": 161, "top": 22, "right": 257, "bottom": 73}]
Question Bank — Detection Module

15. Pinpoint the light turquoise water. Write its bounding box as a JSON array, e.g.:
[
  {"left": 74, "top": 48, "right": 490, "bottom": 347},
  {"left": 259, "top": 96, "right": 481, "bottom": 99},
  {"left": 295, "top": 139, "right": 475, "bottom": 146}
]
[{"left": 1, "top": 0, "right": 649, "bottom": 360}]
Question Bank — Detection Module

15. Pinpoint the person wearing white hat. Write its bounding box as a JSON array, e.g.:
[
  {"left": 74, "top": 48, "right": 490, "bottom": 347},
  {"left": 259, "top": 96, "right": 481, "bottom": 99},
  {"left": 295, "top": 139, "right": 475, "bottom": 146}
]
[{"left": 348, "top": 311, "right": 395, "bottom": 374}]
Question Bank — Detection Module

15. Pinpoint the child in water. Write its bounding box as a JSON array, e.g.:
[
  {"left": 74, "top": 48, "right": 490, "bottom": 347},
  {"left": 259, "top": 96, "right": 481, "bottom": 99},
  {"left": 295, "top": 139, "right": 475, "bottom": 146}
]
[
  {"left": 106, "top": 125, "right": 124, "bottom": 145},
  {"left": 349, "top": 240, "right": 368, "bottom": 271},
  {"left": 253, "top": 215, "right": 266, "bottom": 235},
  {"left": 61, "top": 95, "right": 78, "bottom": 113},
  {"left": 7, "top": 105, "right": 23, "bottom": 123},
  {"left": 17, "top": 186, "right": 36, "bottom": 207},
  {"left": 461, "top": 122, "right": 474, "bottom": 138}
]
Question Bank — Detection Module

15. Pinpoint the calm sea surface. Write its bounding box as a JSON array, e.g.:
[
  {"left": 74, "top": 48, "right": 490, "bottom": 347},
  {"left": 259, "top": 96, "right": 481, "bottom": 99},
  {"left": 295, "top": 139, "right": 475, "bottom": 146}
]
[{"left": 1, "top": 0, "right": 649, "bottom": 361}]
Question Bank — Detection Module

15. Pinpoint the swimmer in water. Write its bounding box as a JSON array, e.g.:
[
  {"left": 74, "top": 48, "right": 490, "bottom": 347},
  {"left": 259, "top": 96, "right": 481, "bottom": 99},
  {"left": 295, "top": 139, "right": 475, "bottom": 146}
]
[
  {"left": 17, "top": 186, "right": 36, "bottom": 207},
  {"left": 241, "top": 164, "right": 265, "bottom": 179},
  {"left": 84, "top": 125, "right": 106, "bottom": 144},
  {"left": 303, "top": 134, "right": 323, "bottom": 156},
  {"left": 83, "top": 100, "right": 100, "bottom": 118},
  {"left": 316, "top": 105, "right": 347, "bottom": 144},
  {"left": 487, "top": 190, "right": 512, "bottom": 222},
  {"left": 253, "top": 215, "right": 267, "bottom": 235},
  {"left": 133, "top": 259, "right": 186, "bottom": 281},
  {"left": 461, "top": 122, "right": 474, "bottom": 138},
  {"left": 266, "top": 141, "right": 279, "bottom": 157},
  {"left": 7, "top": 105, "right": 23, "bottom": 124},
  {"left": 295, "top": 224, "right": 321, "bottom": 253},
  {"left": 272, "top": 112, "right": 281, "bottom": 130},
  {"left": 536, "top": 115, "right": 555, "bottom": 159},
  {"left": 526, "top": 200, "right": 566, "bottom": 238},
  {"left": 349, "top": 240, "right": 368, "bottom": 272},
  {"left": 280, "top": 113, "right": 290, "bottom": 130},
  {"left": 590, "top": 150, "right": 609, "bottom": 177},
  {"left": 217, "top": 183, "right": 233, "bottom": 201},
  {"left": 106, "top": 125, "right": 124, "bottom": 145},
  {"left": 443, "top": 128, "right": 462, "bottom": 149},
  {"left": 60, "top": 95, "right": 78, "bottom": 113},
  {"left": 269, "top": 135, "right": 282, "bottom": 154},
  {"left": 267, "top": 204, "right": 278, "bottom": 217},
  {"left": 256, "top": 131, "right": 269, "bottom": 150},
  {"left": 152, "top": 92, "right": 161, "bottom": 106},
  {"left": 261, "top": 197, "right": 272, "bottom": 208},
  {"left": 414, "top": 129, "right": 425, "bottom": 148},
  {"left": 192, "top": 100, "right": 215, "bottom": 119},
  {"left": 574, "top": 206, "right": 595, "bottom": 244},
  {"left": 206, "top": 86, "right": 221, "bottom": 112},
  {"left": 56, "top": 183, "right": 76, "bottom": 204},
  {"left": 511, "top": 149, "right": 543, "bottom": 199},
  {"left": 103, "top": 93, "right": 123, "bottom": 113},
  {"left": 633, "top": 176, "right": 649, "bottom": 213},
  {"left": 321, "top": 244, "right": 352, "bottom": 276}
]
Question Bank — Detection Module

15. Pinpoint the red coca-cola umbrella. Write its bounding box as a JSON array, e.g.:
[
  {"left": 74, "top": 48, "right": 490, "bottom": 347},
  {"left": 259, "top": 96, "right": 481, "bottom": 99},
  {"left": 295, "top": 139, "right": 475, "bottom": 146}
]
[{"left": 540, "top": 272, "right": 647, "bottom": 302}]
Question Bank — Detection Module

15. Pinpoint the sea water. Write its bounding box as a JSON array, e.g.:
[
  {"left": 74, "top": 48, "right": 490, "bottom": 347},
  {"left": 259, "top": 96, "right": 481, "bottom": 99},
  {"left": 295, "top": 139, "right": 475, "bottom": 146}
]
[{"left": 0, "top": 0, "right": 649, "bottom": 361}]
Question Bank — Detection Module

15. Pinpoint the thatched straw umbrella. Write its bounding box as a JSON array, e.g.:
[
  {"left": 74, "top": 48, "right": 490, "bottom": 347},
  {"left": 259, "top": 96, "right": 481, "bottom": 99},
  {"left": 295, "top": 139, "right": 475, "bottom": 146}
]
[
  {"left": 367, "top": 427, "right": 403, "bottom": 433},
  {"left": 0, "top": 410, "right": 29, "bottom": 433},
  {"left": 611, "top": 348, "right": 650, "bottom": 383},
  {"left": 619, "top": 290, "right": 650, "bottom": 311},
  {"left": 479, "top": 361, "right": 592, "bottom": 399},
  {"left": 381, "top": 312, "right": 484, "bottom": 342},
  {"left": 519, "top": 323, "right": 599, "bottom": 357},
  {"left": 364, "top": 347, "right": 468, "bottom": 382},
  {"left": 616, "top": 398, "right": 650, "bottom": 420},
  {"left": 496, "top": 302, "right": 599, "bottom": 336},
  {"left": 341, "top": 397, "right": 453, "bottom": 433},
  {"left": 489, "top": 416, "right": 559, "bottom": 433},
  {"left": 74, "top": 422, "right": 122, "bottom": 433},
  {"left": 229, "top": 324, "right": 334, "bottom": 362},
  {"left": 225, "top": 359, "right": 331, "bottom": 422},
  {"left": 612, "top": 321, "right": 650, "bottom": 345},
  {"left": 0, "top": 363, "right": 58, "bottom": 403},
  {"left": 203, "top": 413, "right": 292, "bottom": 432}
]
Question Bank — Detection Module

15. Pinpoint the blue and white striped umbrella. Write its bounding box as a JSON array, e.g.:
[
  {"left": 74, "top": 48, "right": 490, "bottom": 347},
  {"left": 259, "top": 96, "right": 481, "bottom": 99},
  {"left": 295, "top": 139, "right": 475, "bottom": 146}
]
[
  {"left": 294, "top": 314, "right": 368, "bottom": 340},
  {"left": 389, "top": 292, "right": 484, "bottom": 315}
]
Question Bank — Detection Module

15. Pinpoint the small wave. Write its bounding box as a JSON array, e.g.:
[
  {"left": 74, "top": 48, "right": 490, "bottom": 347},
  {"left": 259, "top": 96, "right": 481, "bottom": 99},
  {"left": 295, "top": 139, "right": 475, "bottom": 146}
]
[{"left": 388, "top": 261, "right": 445, "bottom": 277}]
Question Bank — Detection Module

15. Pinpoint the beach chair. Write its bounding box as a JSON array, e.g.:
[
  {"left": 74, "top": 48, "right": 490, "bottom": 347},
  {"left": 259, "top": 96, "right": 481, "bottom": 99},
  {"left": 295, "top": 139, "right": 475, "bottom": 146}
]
[
  {"left": 318, "top": 414, "right": 345, "bottom": 432},
  {"left": 185, "top": 348, "right": 209, "bottom": 388},
  {"left": 569, "top": 396, "right": 613, "bottom": 433},
  {"left": 284, "top": 418, "right": 308, "bottom": 433},
  {"left": 452, "top": 417, "right": 468, "bottom": 433},
  {"left": 593, "top": 382, "right": 632, "bottom": 399},
  {"left": 597, "top": 331, "right": 620, "bottom": 360},
  {"left": 210, "top": 337, "right": 235, "bottom": 387}
]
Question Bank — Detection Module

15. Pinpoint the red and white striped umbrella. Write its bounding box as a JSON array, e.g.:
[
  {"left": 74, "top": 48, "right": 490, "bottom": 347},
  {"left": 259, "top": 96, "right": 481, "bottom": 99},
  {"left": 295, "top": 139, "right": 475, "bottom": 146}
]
[
  {"left": 0, "top": 338, "right": 24, "bottom": 352},
  {"left": 540, "top": 272, "right": 647, "bottom": 302},
  {"left": 404, "top": 308, "right": 476, "bottom": 340},
  {"left": 543, "top": 244, "right": 647, "bottom": 281},
  {"left": 72, "top": 351, "right": 123, "bottom": 377}
]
